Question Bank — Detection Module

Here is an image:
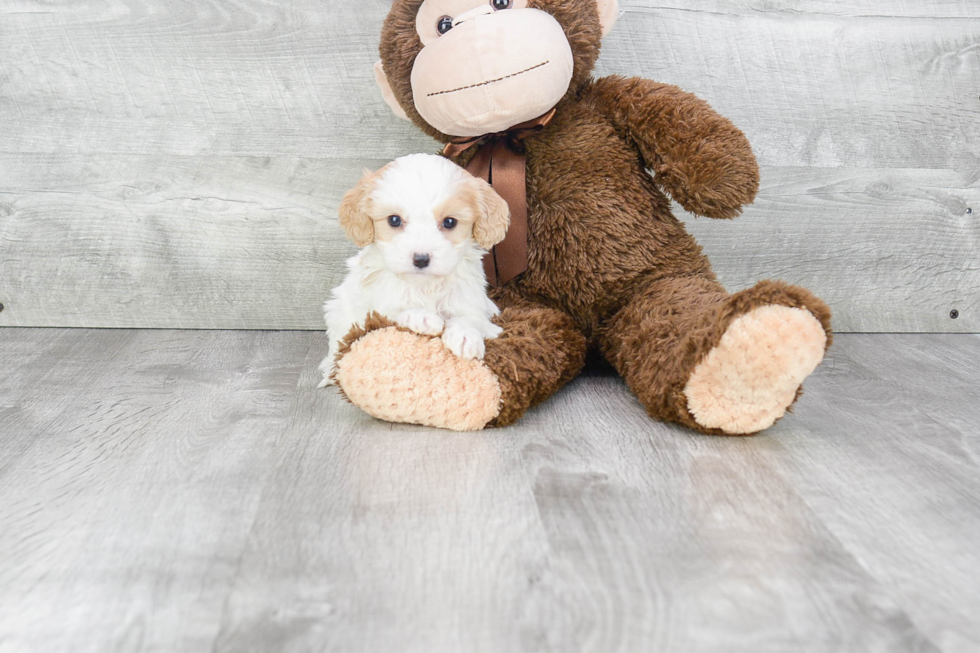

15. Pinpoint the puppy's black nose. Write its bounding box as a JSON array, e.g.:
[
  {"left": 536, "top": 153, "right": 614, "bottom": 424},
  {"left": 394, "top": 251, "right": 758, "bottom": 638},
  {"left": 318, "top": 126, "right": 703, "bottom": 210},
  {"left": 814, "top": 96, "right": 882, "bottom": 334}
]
[{"left": 413, "top": 253, "right": 431, "bottom": 269}]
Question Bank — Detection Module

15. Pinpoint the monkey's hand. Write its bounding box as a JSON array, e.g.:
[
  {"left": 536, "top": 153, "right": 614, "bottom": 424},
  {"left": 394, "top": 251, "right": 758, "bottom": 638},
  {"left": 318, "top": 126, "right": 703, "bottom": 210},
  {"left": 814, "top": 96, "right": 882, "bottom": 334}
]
[{"left": 586, "top": 75, "right": 760, "bottom": 220}]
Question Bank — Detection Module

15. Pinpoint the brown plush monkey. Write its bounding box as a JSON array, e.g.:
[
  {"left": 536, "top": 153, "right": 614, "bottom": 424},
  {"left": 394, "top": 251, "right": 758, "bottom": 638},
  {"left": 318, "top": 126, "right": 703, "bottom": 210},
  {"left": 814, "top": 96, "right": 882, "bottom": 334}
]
[{"left": 332, "top": 0, "right": 832, "bottom": 435}]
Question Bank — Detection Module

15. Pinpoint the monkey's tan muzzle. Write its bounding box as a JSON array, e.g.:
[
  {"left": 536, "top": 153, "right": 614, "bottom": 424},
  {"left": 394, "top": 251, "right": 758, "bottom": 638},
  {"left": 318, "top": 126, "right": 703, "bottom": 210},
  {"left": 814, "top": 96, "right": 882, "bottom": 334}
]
[{"left": 410, "top": 8, "right": 574, "bottom": 137}]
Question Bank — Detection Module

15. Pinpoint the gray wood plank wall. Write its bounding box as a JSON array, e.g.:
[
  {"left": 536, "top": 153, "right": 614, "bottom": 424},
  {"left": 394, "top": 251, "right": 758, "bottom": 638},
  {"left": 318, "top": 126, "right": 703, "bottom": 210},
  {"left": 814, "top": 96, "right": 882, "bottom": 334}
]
[{"left": 1, "top": 0, "right": 977, "bottom": 331}]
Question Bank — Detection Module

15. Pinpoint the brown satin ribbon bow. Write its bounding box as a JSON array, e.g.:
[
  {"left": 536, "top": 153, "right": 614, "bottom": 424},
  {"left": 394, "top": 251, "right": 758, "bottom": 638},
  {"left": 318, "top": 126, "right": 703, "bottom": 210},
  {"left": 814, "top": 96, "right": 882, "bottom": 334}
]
[{"left": 443, "top": 108, "right": 556, "bottom": 286}]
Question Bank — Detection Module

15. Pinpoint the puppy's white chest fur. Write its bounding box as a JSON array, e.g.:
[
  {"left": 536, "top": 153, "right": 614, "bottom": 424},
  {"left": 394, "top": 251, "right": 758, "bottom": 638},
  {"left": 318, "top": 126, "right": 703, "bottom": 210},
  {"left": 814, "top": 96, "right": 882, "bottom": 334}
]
[
  {"left": 344, "top": 247, "right": 480, "bottom": 318},
  {"left": 319, "top": 245, "right": 502, "bottom": 386}
]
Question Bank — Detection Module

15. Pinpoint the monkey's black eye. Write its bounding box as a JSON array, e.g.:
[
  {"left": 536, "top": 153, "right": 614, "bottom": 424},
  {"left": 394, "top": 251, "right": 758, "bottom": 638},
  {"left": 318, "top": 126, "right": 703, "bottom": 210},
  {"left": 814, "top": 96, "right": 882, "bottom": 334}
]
[
  {"left": 387, "top": 215, "right": 403, "bottom": 228},
  {"left": 437, "top": 16, "right": 454, "bottom": 34},
  {"left": 491, "top": 0, "right": 512, "bottom": 9},
  {"left": 442, "top": 217, "right": 458, "bottom": 230}
]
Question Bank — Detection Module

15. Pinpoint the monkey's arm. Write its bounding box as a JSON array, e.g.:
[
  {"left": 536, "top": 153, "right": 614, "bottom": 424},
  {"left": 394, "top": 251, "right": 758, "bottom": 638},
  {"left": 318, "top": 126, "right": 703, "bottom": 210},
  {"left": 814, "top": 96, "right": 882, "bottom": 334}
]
[{"left": 585, "top": 75, "right": 759, "bottom": 219}]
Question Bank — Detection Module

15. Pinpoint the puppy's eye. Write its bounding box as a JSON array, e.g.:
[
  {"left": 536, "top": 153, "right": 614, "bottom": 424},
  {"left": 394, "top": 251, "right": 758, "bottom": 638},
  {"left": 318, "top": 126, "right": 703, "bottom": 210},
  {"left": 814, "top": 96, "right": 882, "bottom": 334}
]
[
  {"left": 387, "top": 215, "right": 403, "bottom": 228},
  {"left": 491, "top": 0, "right": 512, "bottom": 9},
  {"left": 442, "top": 217, "right": 458, "bottom": 230},
  {"left": 437, "top": 16, "right": 453, "bottom": 34}
]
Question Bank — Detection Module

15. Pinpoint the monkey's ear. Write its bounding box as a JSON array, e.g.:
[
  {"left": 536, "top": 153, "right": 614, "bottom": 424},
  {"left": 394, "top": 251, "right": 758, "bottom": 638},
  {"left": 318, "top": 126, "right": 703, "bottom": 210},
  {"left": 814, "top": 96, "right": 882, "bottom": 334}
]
[
  {"left": 470, "top": 178, "right": 511, "bottom": 250},
  {"left": 374, "top": 60, "right": 410, "bottom": 122},
  {"left": 338, "top": 170, "right": 378, "bottom": 247},
  {"left": 597, "top": 0, "right": 620, "bottom": 37}
]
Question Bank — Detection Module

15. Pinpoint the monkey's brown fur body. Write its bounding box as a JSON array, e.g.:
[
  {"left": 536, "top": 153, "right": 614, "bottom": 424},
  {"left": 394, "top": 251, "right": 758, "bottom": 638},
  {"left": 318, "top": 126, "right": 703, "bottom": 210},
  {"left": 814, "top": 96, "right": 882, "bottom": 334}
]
[{"left": 333, "top": 0, "right": 832, "bottom": 435}]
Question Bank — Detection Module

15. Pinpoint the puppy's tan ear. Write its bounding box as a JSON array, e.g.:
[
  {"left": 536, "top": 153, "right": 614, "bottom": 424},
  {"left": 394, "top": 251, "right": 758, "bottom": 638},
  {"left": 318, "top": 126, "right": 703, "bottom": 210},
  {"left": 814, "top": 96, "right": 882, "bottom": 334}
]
[
  {"left": 338, "top": 170, "right": 377, "bottom": 247},
  {"left": 470, "top": 178, "right": 511, "bottom": 250}
]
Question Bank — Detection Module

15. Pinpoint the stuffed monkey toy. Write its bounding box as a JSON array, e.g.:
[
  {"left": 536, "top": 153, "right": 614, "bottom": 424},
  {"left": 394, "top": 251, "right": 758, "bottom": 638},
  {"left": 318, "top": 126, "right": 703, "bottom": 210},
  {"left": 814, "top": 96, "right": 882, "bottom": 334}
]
[{"left": 331, "top": 0, "right": 832, "bottom": 434}]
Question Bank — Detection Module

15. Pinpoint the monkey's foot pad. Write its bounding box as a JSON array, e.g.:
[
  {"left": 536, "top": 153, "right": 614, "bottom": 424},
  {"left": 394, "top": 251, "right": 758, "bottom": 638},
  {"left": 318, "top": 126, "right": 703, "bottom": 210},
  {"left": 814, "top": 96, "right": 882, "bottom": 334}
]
[
  {"left": 684, "top": 305, "right": 828, "bottom": 435},
  {"left": 336, "top": 327, "right": 502, "bottom": 431}
]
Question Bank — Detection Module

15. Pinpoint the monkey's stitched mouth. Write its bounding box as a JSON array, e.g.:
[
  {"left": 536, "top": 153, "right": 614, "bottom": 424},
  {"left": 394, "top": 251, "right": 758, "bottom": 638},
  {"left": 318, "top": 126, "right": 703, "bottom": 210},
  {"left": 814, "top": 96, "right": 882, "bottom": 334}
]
[{"left": 427, "top": 61, "right": 550, "bottom": 97}]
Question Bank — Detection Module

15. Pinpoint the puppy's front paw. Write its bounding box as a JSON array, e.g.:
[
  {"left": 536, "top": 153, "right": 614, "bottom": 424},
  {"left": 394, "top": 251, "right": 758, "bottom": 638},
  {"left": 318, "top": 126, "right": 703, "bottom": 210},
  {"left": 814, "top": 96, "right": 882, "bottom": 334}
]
[
  {"left": 396, "top": 309, "right": 445, "bottom": 336},
  {"left": 442, "top": 323, "right": 486, "bottom": 360}
]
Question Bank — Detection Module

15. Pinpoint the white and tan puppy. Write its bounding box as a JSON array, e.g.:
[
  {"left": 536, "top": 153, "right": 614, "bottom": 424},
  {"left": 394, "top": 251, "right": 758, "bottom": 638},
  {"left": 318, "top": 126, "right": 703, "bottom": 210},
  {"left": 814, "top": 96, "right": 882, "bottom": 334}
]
[{"left": 319, "top": 153, "right": 510, "bottom": 387}]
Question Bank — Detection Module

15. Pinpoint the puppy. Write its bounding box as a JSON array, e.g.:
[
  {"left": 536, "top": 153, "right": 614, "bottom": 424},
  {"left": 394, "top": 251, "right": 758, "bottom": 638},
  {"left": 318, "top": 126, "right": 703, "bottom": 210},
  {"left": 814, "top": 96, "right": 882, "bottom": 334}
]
[{"left": 318, "top": 153, "right": 510, "bottom": 387}]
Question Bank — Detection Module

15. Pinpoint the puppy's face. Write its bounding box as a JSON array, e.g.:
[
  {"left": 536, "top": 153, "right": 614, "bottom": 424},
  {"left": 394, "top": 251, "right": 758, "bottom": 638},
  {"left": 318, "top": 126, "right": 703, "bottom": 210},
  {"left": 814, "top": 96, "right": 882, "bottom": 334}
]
[{"left": 339, "top": 153, "right": 510, "bottom": 277}]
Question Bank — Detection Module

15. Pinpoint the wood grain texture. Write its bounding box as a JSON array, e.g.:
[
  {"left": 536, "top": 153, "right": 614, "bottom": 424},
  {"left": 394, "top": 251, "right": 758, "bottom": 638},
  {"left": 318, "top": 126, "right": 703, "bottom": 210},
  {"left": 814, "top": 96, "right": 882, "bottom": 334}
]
[
  {"left": 604, "top": 1, "right": 980, "bottom": 333},
  {"left": 0, "top": 0, "right": 431, "bottom": 158},
  {"left": 1, "top": 0, "right": 978, "bottom": 330},
  {"left": 610, "top": 1, "right": 980, "bottom": 171},
  {"left": 777, "top": 334, "right": 980, "bottom": 653},
  {"left": 0, "top": 154, "right": 374, "bottom": 329},
  {"left": 682, "top": 168, "right": 980, "bottom": 333},
  {"left": 0, "top": 329, "right": 316, "bottom": 652},
  {"left": 1, "top": 328, "right": 979, "bottom": 652}
]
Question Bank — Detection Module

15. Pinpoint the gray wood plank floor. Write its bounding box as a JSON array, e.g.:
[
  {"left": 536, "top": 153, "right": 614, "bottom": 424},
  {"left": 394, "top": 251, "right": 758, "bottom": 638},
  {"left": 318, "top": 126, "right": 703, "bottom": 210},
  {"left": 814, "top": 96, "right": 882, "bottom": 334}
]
[{"left": 1, "top": 329, "right": 978, "bottom": 653}]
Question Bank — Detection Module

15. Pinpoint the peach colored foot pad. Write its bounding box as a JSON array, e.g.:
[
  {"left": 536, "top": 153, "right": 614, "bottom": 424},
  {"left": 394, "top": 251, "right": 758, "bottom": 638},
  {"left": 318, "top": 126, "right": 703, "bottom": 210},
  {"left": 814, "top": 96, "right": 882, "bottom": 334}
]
[
  {"left": 684, "top": 306, "right": 828, "bottom": 435},
  {"left": 336, "top": 327, "right": 502, "bottom": 432}
]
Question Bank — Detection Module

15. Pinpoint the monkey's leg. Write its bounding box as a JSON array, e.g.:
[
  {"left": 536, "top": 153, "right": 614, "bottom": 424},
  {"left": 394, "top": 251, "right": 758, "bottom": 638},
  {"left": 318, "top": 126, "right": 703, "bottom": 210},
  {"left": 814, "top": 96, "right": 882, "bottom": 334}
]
[
  {"left": 599, "top": 277, "right": 832, "bottom": 435},
  {"left": 332, "top": 306, "right": 586, "bottom": 431}
]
